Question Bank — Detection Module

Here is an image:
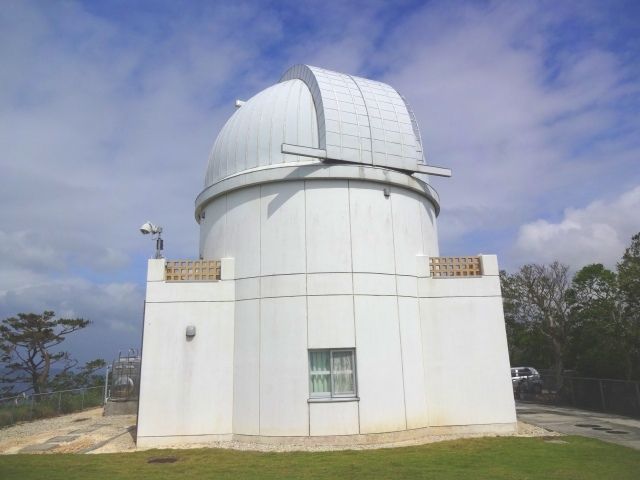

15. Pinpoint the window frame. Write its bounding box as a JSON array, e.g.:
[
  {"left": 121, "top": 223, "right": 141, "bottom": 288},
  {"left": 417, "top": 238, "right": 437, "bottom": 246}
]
[{"left": 308, "top": 348, "right": 357, "bottom": 400}]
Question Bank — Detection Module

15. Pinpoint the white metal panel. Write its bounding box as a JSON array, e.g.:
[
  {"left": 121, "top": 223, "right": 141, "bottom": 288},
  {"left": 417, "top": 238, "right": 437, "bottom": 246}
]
[
  {"left": 419, "top": 196, "right": 439, "bottom": 257},
  {"left": 224, "top": 186, "right": 261, "bottom": 279},
  {"left": 270, "top": 78, "right": 290, "bottom": 165},
  {"left": 137, "top": 301, "right": 234, "bottom": 438},
  {"left": 348, "top": 181, "right": 395, "bottom": 274},
  {"left": 204, "top": 65, "right": 434, "bottom": 192},
  {"left": 354, "top": 296, "right": 406, "bottom": 433},
  {"left": 352, "top": 273, "right": 396, "bottom": 295},
  {"left": 257, "top": 84, "right": 278, "bottom": 170},
  {"left": 146, "top": 280, "right": 234, "bottom": 303},
  {"left": 200, "top": 192, "right": 227, "bottom": 261},
  {"left": 390, "top": 188, "right": 427, "bottom": 276},
  {"left": 204, "top": 79, "right": 319, "bottom": 188},
  {"left": 259, "top": 297, "right": 309, "bottom": 435},
  {"left": 235, "top": 277, "right": 260, "bottom": 301},
  {"left": 306, "top": 273, "right": 353, "bottom": 295},
  {"left": 309, "top": 401, "right": 359, "bottom": 436},
  {"left": 233, "top": 299, "right": 260, "bottom": 434},
  {"left": 420, "top": 295, "right": 516, "bottom": 426},
  {"left": 397, "top": 297, "right": 428, "bottom": 428},
  {"left": 396, "top": 275, "right": 418, "bottom": 297},
  {"left": 307, "top": 295, "right": 355, "bottom": 348},
  {"left": 305, "top": 180, "right": 352, "bottom": 273},
  {"left": 261, "top": 274, "right": 306, "bottom": 298},
  {"left": 419, "top": 275, "right": 502, "bottom": 298},
  {"left": 280, "top": 65, "right": 423, "bottom": 173},
  {"left": 260, "top": 182, "right": 306, "bottom": 275}
]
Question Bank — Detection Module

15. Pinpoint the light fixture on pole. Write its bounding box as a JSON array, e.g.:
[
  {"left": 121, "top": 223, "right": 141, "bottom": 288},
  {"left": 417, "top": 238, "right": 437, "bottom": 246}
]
[{"left": 139, "top": 221, "right": 164, "bottom": 259}]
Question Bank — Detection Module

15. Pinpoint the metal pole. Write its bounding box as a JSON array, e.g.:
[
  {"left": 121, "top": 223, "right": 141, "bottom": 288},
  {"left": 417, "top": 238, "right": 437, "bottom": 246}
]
[
  {"left": 103, "top": 365, "right": 110, "bottom": 405},
  {"left": 569, "top": 377, "right": 576, "bottom": 406},
  {"left": 599, "top": 379, "right": 606, "bottom": 412},
  {"left": 634, "top": 382, "right": 640, "bottom": 417}
]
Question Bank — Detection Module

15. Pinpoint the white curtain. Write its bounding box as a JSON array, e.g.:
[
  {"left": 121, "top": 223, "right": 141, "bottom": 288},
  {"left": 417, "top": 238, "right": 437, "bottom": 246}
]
[
  {"left": 309, "top": 351, "right": 331, "bottom": 394},
  {"left": 331, "top": 351, "right": 355, "bottom": 395}
]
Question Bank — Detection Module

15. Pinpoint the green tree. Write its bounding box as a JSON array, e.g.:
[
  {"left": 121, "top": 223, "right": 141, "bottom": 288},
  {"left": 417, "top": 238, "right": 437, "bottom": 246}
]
[
  {"left": 616, "top": 232, "right": 640, "bottom": 379},
  {"left": 501, "top": 262, "right": 571, "bottom": 388},
  {"left": 566, "top": 264, "right": 625, "bottom": 378},
  {"left": 48, "top": 358, "right": 106, "bottom": 391},
  {"left": 0, "top": 311, "right": 104, "bottom": 396},
  {"left": 501, "top": 270, "right": 554, "bottom": 368}
]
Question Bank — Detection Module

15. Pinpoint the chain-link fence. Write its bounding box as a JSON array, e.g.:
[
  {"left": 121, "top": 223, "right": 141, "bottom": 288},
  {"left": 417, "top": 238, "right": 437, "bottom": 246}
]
[
  {"left": 0, "top": 386, "right": 104, "bottom": 428},
  {"left": 520, "top": 371, "right": 640, "bottom": 418}
]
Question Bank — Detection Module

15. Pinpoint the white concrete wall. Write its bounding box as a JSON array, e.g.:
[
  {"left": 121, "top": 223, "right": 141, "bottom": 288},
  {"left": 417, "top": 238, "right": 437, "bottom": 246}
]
[
  {"left": 260, "top": 182, "right": 307, "bottom": 276},
  {"left": 137, "top": 178, "right": 515, "bottom": 445},
  {"left": 349, "top": 181, "right": 396, "bottom": 274},
  {"left": 354, "top": 295, "right": 407, "bottom": 433},
  {"left": 232, "top": 299, "right": 260, "bottom": 435},
  {"left": 200, "top": 179, "right": 441, "bottom": 437},
  {"left": 398, "top": 297, "right": 429, "bottom": 429},
  {"left": 419, "top": 258, "right": 517, "bottom": 427},
  {"left": 309, "top": 401, "right": 359, "bottom": 436},
  {"left": 222, "top": 186, "right": 261, "bottom": 279},
  {"left": 259, "top": 297, "right": 309, "bottom": 436},
  {"left": 137, "top": 260, "right": 235, "bottom": 444},
  {"left": 305, "top": 180, "right": 352, "bottom": 273}
]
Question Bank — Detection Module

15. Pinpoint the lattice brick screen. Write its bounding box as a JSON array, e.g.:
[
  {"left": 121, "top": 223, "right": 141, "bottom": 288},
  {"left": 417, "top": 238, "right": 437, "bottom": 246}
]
[
  {"left": 429, "top": 256, "right": 482, "bottom": 277},
  {"left": 165, "top": 260, "right": 221, "bottom": 281}
]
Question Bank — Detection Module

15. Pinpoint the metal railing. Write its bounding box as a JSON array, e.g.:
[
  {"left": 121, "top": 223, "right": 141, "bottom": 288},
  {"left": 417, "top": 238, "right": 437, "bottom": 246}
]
[
  {"left": 518, "top": 372, "right": 640, "bottom": 418},
  {"left": 165, "top": 259, "right": 221, "bottom": 281},
  {"left": 0, "top": 386, "right": 104, "bottom": 428},
  {"left": 429, "top": 256, "right": 482, "bottom": 277},
  {"left": 109, "top": 351, "right": 141, "bottom": 402}
]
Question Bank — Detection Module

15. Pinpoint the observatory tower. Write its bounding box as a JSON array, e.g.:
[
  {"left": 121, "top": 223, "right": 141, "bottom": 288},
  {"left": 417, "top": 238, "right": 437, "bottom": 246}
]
[{"left": 137, "top": 65, "right": 516, "bottom": 448}]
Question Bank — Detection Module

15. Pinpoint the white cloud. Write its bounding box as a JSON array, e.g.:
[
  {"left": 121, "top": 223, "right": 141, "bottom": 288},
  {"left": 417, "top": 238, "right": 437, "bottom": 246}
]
[
  {"left": 513, "top": 186, "right": 640, "bottom": 269},
  {"left": 0, "top": 0, "right": 638, "bottom": 359},
  {"left": 0, "top": 276, "right": 143, "bottom": 362},
  {"left": 373, "top": 1, "right": 639, "bottom": 248},
  {"left": 0, "top": 231, "right": 64, "bottom": 272}
]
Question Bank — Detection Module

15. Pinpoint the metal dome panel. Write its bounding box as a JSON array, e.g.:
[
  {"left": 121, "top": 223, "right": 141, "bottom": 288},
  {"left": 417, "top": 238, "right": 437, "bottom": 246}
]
[
  {"left": 204, "top": 78, "right": 319, "bottom": 188},
  {"left": 204, "top": 65, "right": 450, "bottom": 190},
  {"left": 280, "top": 65, "right": 424, "bottom": 172}
]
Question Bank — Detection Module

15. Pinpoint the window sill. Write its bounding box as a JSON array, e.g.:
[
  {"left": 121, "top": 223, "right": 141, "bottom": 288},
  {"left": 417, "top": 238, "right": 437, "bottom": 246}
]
[{"left": 307, "top": 397, "right": 359, "bottom": 403}]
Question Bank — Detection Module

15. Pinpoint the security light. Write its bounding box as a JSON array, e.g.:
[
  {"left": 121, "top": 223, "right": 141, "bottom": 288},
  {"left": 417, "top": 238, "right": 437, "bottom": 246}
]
[
  {"left": 140, "top": 221, "right": 160, "bottom": 235},
  {"left": 139, "top": 221, "right": 164, "bottom": 258}
]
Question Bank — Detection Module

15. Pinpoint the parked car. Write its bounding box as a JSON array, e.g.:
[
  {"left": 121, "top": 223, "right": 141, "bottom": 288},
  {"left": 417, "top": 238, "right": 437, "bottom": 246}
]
[{"left": 511, "top": 366, "right": 543, "bottom": 395}]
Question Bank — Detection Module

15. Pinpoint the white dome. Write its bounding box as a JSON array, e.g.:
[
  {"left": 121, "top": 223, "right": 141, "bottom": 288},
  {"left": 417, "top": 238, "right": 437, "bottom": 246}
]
[
  {"left": 204, "top": 78, "right": 319, "bottom": 188},
  {"left": 204, "top": 65, "right": 428, "bottom": 190}
]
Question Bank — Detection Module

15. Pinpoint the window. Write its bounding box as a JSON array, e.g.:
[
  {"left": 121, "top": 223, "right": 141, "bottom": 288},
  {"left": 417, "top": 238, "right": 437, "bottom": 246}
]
[{"left": 309, "top": 349, "right": 356, "bottom": 398}]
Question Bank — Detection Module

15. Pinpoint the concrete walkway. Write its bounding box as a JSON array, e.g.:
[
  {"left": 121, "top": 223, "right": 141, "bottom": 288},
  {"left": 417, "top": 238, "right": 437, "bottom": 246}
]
[
  {"left": 516, "top": 402, "right": 640, "bottom": 450},
  {"left": 0, "top": 408, "right": 136, "bottom": 454}
]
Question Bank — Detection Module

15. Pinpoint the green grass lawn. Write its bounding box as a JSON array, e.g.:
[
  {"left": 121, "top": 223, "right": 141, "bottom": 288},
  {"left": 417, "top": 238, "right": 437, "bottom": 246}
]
[{"left": 0, "top": 436, "right": 638, "bottom": 479}]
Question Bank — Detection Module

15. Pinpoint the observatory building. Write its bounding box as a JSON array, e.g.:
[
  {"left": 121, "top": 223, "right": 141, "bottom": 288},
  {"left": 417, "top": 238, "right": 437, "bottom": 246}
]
[{"left": 136, "top": 65, "right": 516, "bottom": 448}]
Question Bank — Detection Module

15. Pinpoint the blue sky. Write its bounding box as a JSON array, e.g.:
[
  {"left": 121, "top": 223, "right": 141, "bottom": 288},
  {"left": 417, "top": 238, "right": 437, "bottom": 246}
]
[{"left": 1, "top": 0, "right": 639, "bottom": 363}]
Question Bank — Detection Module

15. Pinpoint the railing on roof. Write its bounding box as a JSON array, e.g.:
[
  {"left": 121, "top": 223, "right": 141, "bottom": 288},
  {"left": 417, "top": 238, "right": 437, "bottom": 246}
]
[
  {"left": 429, "top": 256, "right": 482, "bottom": 277},
  {"left": 165, "top": 260, "right": 221, "bottom": 282}
]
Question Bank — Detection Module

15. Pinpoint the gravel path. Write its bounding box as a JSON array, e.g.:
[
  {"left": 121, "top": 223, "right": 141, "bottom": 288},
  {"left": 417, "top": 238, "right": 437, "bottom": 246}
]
[
  {"left": 0, "top": 408, "right": 136, "bottom": 454},
  {"left": 137, "top": 421, "right": 559, "bottom": 453},
  {"left": 0, "top": 410, "right": 555, "bottom": 454}
]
